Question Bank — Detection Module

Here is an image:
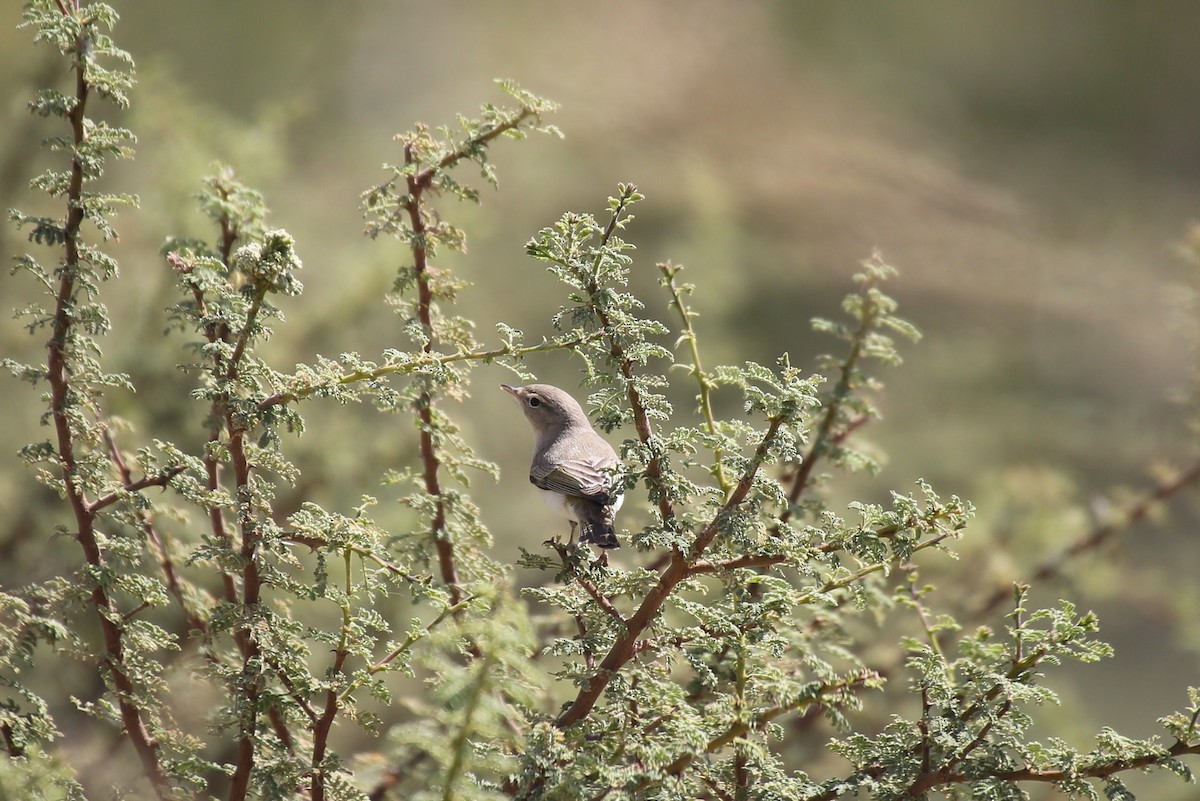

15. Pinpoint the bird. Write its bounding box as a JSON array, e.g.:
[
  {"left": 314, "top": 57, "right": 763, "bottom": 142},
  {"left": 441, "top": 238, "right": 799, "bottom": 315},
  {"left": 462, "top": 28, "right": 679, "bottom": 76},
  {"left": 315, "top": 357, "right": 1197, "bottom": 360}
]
[{"left": 501, "top": 383, "right": 624, "bottom": 549}]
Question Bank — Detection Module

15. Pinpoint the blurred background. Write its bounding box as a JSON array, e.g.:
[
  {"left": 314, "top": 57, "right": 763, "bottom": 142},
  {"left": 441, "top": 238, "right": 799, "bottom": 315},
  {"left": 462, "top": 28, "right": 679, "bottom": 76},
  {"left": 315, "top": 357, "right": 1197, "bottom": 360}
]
[{"left": 2, "top": 2, "right": 1199, "bottom": 797}]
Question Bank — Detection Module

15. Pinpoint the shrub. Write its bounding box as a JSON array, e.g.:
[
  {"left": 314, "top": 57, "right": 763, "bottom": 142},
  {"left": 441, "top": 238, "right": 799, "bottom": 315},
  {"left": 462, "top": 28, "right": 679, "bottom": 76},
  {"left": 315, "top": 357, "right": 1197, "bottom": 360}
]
[{"left": 2, "top": 3, "right": 1197, "bottom": 800}]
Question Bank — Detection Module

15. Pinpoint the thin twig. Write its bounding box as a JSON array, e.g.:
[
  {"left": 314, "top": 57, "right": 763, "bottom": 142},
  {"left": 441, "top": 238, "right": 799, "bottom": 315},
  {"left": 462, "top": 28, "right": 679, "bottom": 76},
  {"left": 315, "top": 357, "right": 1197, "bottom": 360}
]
[
  {"left": 337, "top": 595, "right": 474, "bottom": 704},
  {"left": 258, "top": 335, "right": 600, "bottom": 410},
  {"left": 574, "top": 613, "right": 595, "bottom": 671},
  {"left": 779, "top": 298, "right": 879, "bottom": 527},
  {"left": 551, "top": 541, "right": 627, "bottom": 626},
  {"left": 660, "top": 262, "right": 732, "bottom": 498},
  {"left": 102, "top": 430, "right": 203, "bottom": 634},
  {"left": 87, "top": 465, "right": 184, "bottom": 513},
  {"left": 792, "top": 528, "right": 958, "bottom": 607},
  {"left": 972, "top": 457, "right": 1200, "bottom": 620},
  {"left": 688, "top": 554, "right": 788, "bottom": 575},
  {"left": 261, "top": 653, "right": 319, "bottom": 725}
]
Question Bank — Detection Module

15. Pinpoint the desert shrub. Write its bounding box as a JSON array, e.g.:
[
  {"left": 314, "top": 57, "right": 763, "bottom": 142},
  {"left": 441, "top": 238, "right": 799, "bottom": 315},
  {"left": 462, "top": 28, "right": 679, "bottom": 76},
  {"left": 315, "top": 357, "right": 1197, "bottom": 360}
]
[{"left": 2, "top": 3, "right": 1197, "bottom": 800}]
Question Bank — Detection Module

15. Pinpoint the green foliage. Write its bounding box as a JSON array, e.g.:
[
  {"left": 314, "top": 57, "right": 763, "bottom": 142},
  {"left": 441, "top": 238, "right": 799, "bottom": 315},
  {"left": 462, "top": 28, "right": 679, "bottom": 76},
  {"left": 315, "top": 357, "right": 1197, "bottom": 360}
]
[{"left": 1, "top": 2, "right": 1197, "bottom": 801}]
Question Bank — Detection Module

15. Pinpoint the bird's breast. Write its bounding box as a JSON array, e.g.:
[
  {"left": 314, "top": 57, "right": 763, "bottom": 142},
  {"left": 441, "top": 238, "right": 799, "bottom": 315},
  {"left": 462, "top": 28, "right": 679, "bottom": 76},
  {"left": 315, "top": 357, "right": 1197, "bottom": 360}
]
[{"left": 539, "top": 488, "right": 576, "bottom": 521}]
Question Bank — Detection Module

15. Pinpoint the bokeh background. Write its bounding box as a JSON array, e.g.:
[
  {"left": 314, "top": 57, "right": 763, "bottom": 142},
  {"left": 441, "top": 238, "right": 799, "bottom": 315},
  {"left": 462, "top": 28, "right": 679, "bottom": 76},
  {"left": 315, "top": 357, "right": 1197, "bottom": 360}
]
[{"left": 2, "top": 2, "right": 1199, "bottom": 798}]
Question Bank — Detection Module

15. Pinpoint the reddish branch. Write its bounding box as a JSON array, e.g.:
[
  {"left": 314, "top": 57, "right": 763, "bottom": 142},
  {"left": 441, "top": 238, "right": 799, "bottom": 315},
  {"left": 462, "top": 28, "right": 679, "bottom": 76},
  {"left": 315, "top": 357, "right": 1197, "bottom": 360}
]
[
  {"left": 86, "top": 466, "right": 183, "bottom": 513},
  {"left": 972, "top": 457, "right": 1200, "bottom": 620},
  {"left": 688, "top": 553, "right": 787, "bottom": 575},
  {"left": 396, "top": 109, "right": 537, "bottom": 608},
  {"left": 587, "top": 189, "right": 678, "bottom": 530},
  {"left": 402, "top": 140, "right": 463, "bottom": 607},
  {"left": 554, "top": 415, "right": 786, "bottom": 729},
  {"left": 2, "top": 722, "right": 22, "bottom": 758},
  {"left": 551, "top": 541, "right": 627, "bottom": 626},
  {"left": 225, "top": 288, "right": 271, "bottom": 801},
  {"left": 928, "top": 739, "right": 1200, "bottom": 790},
  {"left": 310, "top": 632, "right": 350, "bottom": 801},
  {"left": 43, "top": 16, "right": 168, "bottom": 798},
  {"left": 102, "top": 430, "right": 198, "bottom": 632},
  {"left": 225, "top": 423, "right": 261, "bottom": 801},
  {"left": 780, "top": 275, "right": 883, "bottom": 529},
  {"left": 689, "top": 517, "right": 912, "bottom": 576},
  {"left": 815, "top": 739, "right": 1200, "bottom": 801},
  {"left": 175, "top": 188, "right": 293, "bottom": 798},
  {"left": 170, "top": 205, "right": 241, "bottom": 614},
  {"left": 361, "top": 114, "right": 544, "bottom": 801}
]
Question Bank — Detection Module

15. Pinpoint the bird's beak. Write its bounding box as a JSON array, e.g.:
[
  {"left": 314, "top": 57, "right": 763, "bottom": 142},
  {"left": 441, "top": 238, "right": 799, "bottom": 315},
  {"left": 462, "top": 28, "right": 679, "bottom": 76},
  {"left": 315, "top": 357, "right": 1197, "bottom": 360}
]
[{"left": 500, "top": 384, "right": 520, "bottom": 398}]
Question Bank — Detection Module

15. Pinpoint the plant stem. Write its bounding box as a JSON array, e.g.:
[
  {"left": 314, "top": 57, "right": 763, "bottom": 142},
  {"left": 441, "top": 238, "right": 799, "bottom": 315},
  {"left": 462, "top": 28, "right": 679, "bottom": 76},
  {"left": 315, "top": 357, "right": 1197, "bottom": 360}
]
[
  {"left": 554, "top": 415, "right": 786, "bottom": 729},
  {"left": 311, "top": 550, "right": 354, "bottom": 801},
  {"left": 659, "top": 262, "right": 732, "bottom": 498},
  {"left": 972, "top": 457, "right": 1200, "bottom": 620},
  {"left": 337, "top": 596, "right": 474, "bottom": 705},
  {"left": 45, "top": 14, "right": 167, "bottom": 798},
  {"left": 443, "top": 651, "right": 496, "bottom": 801},
  {"left": 585, "top": 186, "right": 678, "bottom": 528},
  {"left": 259, "top": 335, "right": 600, "bottom": 410},
  {"left": 779, "top": 273, "right": 884, "bottom": 526},
  {"left": 401, "top": 141, "right": 463, "bottom": 610},
  {"left": 226, "top": 287, "right": 272, "bottom": 801}
]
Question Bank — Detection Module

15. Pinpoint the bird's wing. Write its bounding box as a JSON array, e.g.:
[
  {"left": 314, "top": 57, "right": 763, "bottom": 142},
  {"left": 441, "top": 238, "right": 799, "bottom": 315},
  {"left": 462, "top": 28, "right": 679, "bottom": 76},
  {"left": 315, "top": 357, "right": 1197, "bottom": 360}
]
[{"left": 530, "top": 458, "right": 614, "bottom": 504}]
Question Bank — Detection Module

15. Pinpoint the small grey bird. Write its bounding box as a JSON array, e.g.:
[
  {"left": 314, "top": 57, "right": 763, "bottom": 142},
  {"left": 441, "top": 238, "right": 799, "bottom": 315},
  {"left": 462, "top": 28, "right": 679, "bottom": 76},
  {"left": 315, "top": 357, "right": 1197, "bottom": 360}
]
[{"left": 501, "top": 383, "right": 624, "bottom": 549}]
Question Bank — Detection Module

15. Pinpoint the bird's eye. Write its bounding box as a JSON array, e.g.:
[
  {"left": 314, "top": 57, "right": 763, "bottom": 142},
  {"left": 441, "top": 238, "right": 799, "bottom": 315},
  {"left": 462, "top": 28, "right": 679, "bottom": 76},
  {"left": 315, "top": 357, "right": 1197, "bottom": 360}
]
[{"left": 528, "top": 396, "right": 541, "bottom": 408}]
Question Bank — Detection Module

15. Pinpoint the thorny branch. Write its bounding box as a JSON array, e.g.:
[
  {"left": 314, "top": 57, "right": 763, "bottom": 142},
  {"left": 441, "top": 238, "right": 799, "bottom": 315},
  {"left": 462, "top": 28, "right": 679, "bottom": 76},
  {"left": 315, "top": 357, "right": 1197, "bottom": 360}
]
[
  {"left": 43, "top": 10, "right": 168, "bottom": 797},
  {"left": 898, "top": 740, "right": 1200, "bottom": 800},
  {"left": 587, "top": 185, "right": 678, "bottom": 530},
  {"left": 553, "top": 414, "right": 788, "bottom": 731},
  {"left": 387, "top": 109, "right": 545, "bottom": 609},
  {"left": 780, "top": 268, "right": 889, "bottom": 528},
  {"left": 311, "top": 551, "right": 354, "bottom": 801},
  {"left": 659, "top": 261, "right": 732, "bottom": 498},
  {"left": 226, "top": 288, "right": 273, "bottom": 801},
  {"left": 101, "top": 430, "right": 199, "bottom": 633},
  {"left": 972, "top": 456, "right": 1200, "bottom": 620},
  {"left": 402, "top": 138, "right": 464, "bottom": 608},
  {"left": 550, "top": 541, "right": 627, "bottom": 627},
  {"left": 258, "top": 334, "right": 603, "bottom": 411}
]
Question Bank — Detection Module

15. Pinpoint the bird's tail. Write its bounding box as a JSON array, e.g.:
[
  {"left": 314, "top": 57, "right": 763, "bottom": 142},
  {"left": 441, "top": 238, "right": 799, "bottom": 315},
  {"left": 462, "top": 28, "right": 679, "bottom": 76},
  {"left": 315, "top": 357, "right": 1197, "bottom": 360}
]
[{"left": 576, "top": 501, "right": 620, "bottom": 549}]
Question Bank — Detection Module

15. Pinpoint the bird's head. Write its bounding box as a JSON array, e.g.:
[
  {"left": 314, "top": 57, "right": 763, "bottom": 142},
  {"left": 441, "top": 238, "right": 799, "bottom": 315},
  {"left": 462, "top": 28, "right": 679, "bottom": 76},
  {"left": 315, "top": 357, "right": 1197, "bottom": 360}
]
[{"left": 500, "top": 383, "right": 590, "bottom": 434}]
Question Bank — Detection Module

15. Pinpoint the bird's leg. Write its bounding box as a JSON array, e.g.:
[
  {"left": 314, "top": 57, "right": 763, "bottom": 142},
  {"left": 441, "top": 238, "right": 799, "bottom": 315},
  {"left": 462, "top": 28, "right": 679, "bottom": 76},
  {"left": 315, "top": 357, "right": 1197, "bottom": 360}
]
[
  {"left": 547, "top": 521, "right": 577, "bottom": 549},
  {"left": 591, "top": 550, "right": 609, "bottom": 569}
]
